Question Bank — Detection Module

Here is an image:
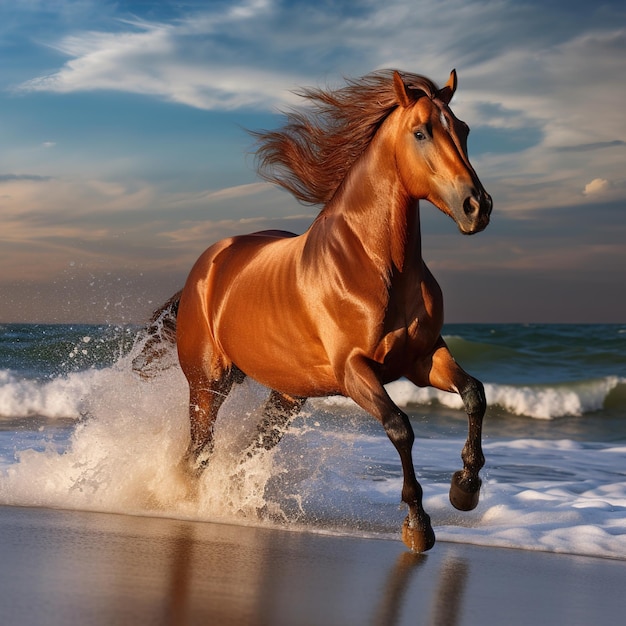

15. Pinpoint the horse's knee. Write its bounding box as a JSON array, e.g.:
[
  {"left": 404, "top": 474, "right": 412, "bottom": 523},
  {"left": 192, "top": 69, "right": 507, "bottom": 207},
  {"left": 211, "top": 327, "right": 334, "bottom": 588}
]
[
  {"left": 383, "top": 410, "right": 414, "bottom": 451},
  {"left": 459, "top": 378, "right": 486, "bottom": 417}
]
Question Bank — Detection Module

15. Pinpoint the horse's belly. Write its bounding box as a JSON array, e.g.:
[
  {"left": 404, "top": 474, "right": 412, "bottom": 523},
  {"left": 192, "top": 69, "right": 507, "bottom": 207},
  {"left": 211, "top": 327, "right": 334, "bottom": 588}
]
[{"left": 229, "top": 342, "right": 340, "bottom": 397}]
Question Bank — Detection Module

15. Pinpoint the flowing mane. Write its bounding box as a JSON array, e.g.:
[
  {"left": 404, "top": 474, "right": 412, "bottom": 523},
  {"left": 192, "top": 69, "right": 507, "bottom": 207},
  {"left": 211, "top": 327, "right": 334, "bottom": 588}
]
[{"left": 253, "top": 70, "right": 441, "bottom": 206}]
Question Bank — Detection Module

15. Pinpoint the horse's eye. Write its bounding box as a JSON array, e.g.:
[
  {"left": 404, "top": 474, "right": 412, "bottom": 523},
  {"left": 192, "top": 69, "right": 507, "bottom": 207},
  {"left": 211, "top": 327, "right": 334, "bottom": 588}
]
[{"left": 414, "top": 131, "right": 426, "bottom": 141}]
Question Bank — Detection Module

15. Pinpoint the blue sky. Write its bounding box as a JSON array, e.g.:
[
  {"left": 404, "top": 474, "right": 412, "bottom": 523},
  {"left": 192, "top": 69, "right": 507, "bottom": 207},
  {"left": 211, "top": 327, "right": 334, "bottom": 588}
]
[{"left": 0, "top": 0, "right": 625, "bottom": 323}]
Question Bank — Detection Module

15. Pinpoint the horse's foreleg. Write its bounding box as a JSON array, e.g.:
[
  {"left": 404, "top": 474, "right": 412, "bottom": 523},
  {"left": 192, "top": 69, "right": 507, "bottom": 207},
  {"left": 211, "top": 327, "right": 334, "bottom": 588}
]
[
  {"left": 246, "top": 390, "right": 306, "bottom": 457},
  {"left": 412, "top": 339, "right": 486, "bottom": 512},
  {"left": 344, "top": 355, "right": 435, "bottom": 553},
  {"left": 450, "top": 376, "right": 486, "bottom": 511}
]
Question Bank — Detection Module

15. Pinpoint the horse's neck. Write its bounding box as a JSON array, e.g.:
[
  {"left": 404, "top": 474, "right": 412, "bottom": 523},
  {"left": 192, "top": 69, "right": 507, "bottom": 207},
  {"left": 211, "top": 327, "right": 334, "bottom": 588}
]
[{"left": 318, "top": 147, "right": 422, "bottom": 274}]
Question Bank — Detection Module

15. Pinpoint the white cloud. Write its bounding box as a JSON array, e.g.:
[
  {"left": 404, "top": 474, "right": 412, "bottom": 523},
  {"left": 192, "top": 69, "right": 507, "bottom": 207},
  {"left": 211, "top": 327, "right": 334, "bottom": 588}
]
[
  {"left": 583, "top": 178, "right": 610, "bottom": 196},
  {"left": 15, "top": 2, "right": 626, "bottom": 139},
  {"left": 17, "top": 1, "right": 304, "bottom": 110},
  {"left": 13, "top": 0, "right": 517, "bottom": 111}
]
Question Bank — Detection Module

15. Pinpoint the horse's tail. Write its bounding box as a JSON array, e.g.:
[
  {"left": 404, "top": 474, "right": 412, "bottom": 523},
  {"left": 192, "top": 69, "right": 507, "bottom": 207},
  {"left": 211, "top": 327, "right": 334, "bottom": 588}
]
[{"left": 131, "top": 290, "right": 182, "bottom": 378}]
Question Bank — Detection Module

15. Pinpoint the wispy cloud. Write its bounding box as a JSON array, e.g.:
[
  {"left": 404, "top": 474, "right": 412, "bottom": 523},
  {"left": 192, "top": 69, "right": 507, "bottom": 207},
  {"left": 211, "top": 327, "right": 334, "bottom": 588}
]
[
  {"left": 164, "top": 213, "right": 311, "bottom": 247},
  {"left": 16, "top": 2, "right": 626, "bottom": 150},
  {"left": 17, "top": 0, "right": 305, "bottom": 110},
  {"left": 0, "top": 176, "right": 309, "bottom": 280},
  {"left": 554, "top": 140, "right": 625, "bottom": 153},
  {"left": 8, "top": 2, "right": 626, "bottom": 219},
  {"left": 0, "top": 173, "right": 52, "bottom": 182}
]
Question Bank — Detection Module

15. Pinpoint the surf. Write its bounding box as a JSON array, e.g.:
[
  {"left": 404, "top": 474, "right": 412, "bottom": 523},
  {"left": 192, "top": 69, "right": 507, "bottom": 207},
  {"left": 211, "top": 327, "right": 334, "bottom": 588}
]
[{"left": 0, "top": 323, "right": 625, "bottom": 559}]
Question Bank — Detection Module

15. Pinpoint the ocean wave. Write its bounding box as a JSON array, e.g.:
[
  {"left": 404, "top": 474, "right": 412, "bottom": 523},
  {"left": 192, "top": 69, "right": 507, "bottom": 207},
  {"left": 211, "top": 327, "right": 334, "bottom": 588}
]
[
  {"left": 485, "top": 377, "right": 625, "bottom": 419},
  {"left": 1, "top": 362, "right": 624, "bottom": 422},
  {"left": 443, "top": 329, "right": 626, "bottom": 383},
  {"left": 0, "top": 368, "right": 98, "bottom": 419},
  {"left": 443, "top": 334, "right": 520, "bottom": 364},
  {"left": 323, "top": 376, "right": 626, "bottom": 420}
]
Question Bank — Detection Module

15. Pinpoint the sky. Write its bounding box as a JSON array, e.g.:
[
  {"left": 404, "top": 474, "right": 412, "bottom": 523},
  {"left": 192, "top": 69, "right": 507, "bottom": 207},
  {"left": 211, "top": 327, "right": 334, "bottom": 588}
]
[{"left": 0, "top": 0, "right": 625, "bottom": 324}]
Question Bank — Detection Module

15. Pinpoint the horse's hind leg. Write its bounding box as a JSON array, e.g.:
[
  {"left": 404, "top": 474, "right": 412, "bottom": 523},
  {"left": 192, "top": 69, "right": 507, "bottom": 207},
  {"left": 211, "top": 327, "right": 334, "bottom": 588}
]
[
  {"left": 246, "top": 390, "right": 306, "bottom": 456},
  {"left": 412, "top": 339, "right": 486, "bottom": 511},
  {"left": 185, "top": 365, "right": 246, "bottom": 472}
]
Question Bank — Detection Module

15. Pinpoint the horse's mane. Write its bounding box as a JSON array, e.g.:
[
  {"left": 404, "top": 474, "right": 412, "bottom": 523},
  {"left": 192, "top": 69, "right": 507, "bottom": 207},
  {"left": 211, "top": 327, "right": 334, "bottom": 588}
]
[{"left": 252, "top": 70, "right": 440, "bottom": 206}]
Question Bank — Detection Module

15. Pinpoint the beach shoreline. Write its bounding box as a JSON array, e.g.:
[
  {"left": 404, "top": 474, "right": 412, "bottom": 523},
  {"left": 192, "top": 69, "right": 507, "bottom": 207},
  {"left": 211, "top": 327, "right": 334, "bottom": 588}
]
[{"left": 1, "top": 504, "right": 623, "bottom": 625}]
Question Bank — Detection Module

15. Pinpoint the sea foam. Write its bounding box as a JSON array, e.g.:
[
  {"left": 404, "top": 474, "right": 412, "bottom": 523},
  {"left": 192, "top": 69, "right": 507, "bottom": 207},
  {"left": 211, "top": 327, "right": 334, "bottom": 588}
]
[
  {"left": 0, "top": 369, "right": 97, "bottom": 419},
  {"left": 0, "top": 361, "right": 287, "bottom": 524}
]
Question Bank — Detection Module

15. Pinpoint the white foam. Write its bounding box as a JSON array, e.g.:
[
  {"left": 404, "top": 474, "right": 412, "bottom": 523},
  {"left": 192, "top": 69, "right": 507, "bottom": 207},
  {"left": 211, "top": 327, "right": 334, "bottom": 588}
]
[
  {"left": 483, "top": 378, "right": 622, "bottom": 419},
  {"left": 1, "top": 361, "right": 622, "bottom": 422}
]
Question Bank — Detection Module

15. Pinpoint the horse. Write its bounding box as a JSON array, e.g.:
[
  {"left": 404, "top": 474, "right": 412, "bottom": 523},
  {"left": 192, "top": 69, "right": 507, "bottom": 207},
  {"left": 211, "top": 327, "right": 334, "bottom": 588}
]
[{"left": 144, "top": 70, "right": 492, "bottom": 552}]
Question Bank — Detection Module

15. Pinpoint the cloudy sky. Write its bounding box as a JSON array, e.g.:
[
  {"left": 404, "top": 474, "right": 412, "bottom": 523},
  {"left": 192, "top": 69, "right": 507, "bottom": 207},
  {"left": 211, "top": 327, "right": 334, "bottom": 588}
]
[{"left": 1, "top": 0, "right": 624, "bottom": 323}]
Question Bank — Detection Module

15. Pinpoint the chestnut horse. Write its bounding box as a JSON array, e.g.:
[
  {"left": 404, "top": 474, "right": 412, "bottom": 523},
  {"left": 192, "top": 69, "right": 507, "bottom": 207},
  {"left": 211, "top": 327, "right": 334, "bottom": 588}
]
[{"left": 161, "top": 70, "right": 492, "bottom": 552}]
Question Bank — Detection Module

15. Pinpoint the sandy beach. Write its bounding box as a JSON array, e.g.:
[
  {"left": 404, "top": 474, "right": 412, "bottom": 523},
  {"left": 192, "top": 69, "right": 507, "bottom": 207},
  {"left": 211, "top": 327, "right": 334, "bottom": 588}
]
[{"left": 0, "top": 505, "right": 623, "bottom": 625}]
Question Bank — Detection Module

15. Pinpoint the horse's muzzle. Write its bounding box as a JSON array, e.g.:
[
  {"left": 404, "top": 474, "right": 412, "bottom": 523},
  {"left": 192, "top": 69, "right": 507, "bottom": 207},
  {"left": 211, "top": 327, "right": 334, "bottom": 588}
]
[{"left": 459, "top": 190, "right": 492, "bottom": 234}]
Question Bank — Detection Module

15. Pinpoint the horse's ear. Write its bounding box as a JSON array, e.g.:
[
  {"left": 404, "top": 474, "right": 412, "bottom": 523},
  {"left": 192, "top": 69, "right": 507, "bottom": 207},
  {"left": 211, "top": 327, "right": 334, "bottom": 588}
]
[
  {"left": 438, "top": 69, "right": 457, "bottom": 104},
  {"left": 393, "top": 71, "right": 412, "bottom": 108}
]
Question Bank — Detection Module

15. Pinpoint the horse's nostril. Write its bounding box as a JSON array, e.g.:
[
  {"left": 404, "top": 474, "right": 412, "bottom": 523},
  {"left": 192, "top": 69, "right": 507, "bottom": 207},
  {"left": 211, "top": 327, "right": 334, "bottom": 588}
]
[{"left": 463, "top": 196, "right": 477, "bottom": 216}]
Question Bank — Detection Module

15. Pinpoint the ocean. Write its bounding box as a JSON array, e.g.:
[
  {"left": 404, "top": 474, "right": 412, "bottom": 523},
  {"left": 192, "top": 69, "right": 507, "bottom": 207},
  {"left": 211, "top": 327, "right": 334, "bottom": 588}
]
[{"left": 0, "top": 322, "right": 624, "bottom": 559}]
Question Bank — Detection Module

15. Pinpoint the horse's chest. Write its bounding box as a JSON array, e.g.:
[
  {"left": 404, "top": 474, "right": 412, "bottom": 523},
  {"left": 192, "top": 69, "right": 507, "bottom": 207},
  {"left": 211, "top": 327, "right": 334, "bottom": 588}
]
[
  {"left": 375, "top": 292, "right": 442, "bottom": 363},
  {"left": 377, "top": 318, "right": 428, "bottom": 356}
]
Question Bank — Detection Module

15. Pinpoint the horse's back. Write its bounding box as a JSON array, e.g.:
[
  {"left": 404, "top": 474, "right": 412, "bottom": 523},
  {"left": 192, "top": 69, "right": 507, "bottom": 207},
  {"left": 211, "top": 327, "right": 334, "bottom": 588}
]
[
  {"left": 180, "top": 229, "right": 298, "bottom": 297},
  {"left": 178, "top": 227, "right": 295, "bottom": 310}
]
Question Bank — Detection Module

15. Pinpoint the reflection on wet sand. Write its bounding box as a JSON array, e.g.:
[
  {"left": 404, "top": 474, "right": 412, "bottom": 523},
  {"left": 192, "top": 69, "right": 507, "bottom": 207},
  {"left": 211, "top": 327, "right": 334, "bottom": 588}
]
[
  {"left": 164, "top": 525, "right": 193, "bottom": 625},
  {"left": 1, "top": 506, "right": 622, "bottom": 626},
  {"left": 428, "top": 556, "right": 469, "bottom": 626},
  {"left": 162, "top": 518, "right": 469, "bottom": 625},
  {"left": 374, "top": 551, "right": 468, "bottom": 626},
  {"left": 374, "top": 552, "right": 428, "bottom": 625},
  {"left": 161, "top": 520, "right": 269, "bottom": 624}
]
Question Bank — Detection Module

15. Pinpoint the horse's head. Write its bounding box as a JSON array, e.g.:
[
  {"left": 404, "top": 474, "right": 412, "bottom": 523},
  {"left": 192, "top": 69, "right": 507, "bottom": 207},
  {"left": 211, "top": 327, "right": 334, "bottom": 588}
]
[{"left": 392, "top": 71, "right": 492, "bottom": 234}]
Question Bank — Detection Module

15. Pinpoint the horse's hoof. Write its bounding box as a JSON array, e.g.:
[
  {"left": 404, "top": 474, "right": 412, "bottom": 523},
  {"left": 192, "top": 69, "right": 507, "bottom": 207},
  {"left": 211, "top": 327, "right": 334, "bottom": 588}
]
[
  {"left": 449, "top": 470, "right": 481, "bottom": 511},
  {"left": 401, "top": 515, "right": 435, "bottom": 553}
]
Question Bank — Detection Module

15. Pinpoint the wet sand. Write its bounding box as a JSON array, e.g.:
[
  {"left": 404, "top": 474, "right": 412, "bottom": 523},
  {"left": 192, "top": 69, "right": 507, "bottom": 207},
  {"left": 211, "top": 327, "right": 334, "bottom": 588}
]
[{"left": 0, "top": 505, "right": 623, "bottom": 625}]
